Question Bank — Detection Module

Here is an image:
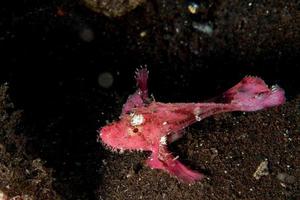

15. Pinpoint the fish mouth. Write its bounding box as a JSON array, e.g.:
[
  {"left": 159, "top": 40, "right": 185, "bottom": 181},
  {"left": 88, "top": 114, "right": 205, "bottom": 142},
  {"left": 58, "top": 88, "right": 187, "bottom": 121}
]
[
  {"left": 99, "top": 126, "right": 148, "bottom": 154},
  {"left": 98, "top": 131, "right": 125, "bottom": 154},
  {"left": 98, "top": 125, "right": 133, "bottom": 154}
]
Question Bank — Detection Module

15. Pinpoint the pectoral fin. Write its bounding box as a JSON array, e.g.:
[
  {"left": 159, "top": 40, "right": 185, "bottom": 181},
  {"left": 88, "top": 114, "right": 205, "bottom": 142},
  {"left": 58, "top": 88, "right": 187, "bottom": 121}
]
[{"left": 145, "top": 144, "right": 204, "bottom": 183}]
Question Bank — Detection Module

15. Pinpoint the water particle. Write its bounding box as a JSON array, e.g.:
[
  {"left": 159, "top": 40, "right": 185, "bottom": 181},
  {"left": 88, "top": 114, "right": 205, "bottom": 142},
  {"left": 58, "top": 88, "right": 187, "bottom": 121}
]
[
  {"left": 98, "top": 72, "right": 114, "bottom": 88},
  {"left": 79, "top": 28, "right": 95, "bottom": 42}
]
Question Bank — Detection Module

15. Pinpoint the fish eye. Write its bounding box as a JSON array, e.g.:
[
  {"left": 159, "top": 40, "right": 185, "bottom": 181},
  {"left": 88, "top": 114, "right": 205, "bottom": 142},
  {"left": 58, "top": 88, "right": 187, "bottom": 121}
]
[{"left": 132, "top": 127, "right": 139, "bottom": 133}]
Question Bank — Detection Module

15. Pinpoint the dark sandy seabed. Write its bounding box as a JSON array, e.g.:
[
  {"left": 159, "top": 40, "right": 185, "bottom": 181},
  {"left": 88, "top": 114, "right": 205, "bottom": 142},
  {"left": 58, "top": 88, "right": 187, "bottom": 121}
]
[{"left": 0, "top": 0, "right": 299, "bottom": 199}]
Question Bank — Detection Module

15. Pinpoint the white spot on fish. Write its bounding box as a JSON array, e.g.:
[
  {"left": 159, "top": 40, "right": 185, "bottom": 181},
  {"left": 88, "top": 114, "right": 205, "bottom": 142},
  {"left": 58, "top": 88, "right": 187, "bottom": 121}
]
[
  {"left": 173, "top": 155, "right": 179, "bottom": 160},
  {"left": 271, "top": 85, "right": 279, "bottom": 92},
  {"left": 194, "top": 108, "right": 203, "bottom": 121},
  {"left": 160, "top": 136, "right": 167, "bottom": 145},
  {"left": 130, "top": 114, "right": 144, "bottom": 126},
  {"left": 195, "top": 115, "right": 202, "bottom": 121}
]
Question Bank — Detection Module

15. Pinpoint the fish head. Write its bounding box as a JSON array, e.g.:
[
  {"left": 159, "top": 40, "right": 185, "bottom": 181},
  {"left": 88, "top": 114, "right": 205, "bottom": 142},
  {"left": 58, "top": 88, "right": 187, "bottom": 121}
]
[{"left": 99, "top": 113, "right": 150, "bottom": 152}]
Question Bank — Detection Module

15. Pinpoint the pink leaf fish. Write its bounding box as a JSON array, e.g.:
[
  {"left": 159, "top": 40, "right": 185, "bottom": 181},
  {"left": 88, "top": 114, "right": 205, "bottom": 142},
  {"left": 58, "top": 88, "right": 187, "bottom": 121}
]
[{"left": 99, "top": 67, "right": 285, "bottom": 183}]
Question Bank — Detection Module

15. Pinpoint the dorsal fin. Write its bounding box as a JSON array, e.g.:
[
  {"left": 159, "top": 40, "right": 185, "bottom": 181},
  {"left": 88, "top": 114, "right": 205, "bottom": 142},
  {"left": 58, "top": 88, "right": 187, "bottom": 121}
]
[{"left": 121, "top": 66, "right": 150, "bottom": 115}]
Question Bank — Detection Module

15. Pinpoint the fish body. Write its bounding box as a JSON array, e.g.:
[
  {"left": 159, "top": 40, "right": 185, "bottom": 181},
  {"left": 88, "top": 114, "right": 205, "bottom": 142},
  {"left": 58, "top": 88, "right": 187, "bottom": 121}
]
[{"left": 100, "top": 67, "right": 285, "bottom": 183}]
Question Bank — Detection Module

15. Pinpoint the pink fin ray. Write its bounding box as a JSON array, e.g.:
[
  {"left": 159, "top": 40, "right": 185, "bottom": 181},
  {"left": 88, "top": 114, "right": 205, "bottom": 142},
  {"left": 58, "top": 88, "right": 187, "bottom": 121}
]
[
  {"left": 121, "top": 66, "right": 149, "bottom": 115},
  {"left": 146, "top": 145, "right": 204, "bottom": 183},
  {"left": 135, "top": 66, "right": 149, "bottom": 100}
]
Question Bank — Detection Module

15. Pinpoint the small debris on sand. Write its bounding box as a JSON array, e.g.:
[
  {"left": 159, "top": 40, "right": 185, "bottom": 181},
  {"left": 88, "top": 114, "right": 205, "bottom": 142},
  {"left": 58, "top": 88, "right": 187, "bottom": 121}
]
[{"left": 253, "top": 160, "right": 269, "bottom": 180}]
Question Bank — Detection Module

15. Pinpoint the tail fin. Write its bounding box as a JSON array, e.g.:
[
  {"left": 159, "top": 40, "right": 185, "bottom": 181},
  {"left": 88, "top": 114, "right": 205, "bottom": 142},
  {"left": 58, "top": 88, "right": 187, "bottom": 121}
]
[{"left": 222, "top": 76, "right": 285, "bottom": 111}]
